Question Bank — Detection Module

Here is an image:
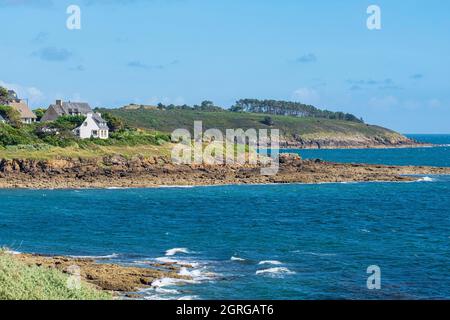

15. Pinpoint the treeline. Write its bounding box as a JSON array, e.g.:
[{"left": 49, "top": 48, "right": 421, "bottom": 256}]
[
  {"left": 156, "top": 100, "right": 222, "bottom": 112},
  {"left": 229, "top": 99, "right": 363, "bottom": 123},
  {"left": 151, "top": 98, "right": 363, "bottom": 123}
]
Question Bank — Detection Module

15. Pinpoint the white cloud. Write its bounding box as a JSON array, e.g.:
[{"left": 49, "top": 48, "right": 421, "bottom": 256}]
[
  {"left": 0, "top": 80, "right": 45, "bottom": 107},
  {"left": 292, "top": 87, "right": 320, "bottom": 105}
]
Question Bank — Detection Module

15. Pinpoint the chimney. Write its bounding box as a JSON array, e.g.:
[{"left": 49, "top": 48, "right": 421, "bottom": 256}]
[{"left": 56, "top": 99, "right": 62, "bottom": 106}]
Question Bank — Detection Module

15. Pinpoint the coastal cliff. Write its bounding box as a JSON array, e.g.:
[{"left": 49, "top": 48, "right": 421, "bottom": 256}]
[
  {"left": 1, "top": 154, "right": 449, "bottom": 189},
  {"left": 102, "top": 108, "right": 423, "bottom": 149}
]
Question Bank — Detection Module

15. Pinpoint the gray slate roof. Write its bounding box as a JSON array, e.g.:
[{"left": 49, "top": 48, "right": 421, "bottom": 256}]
[
  {"left": 51, "top": 102, "right": 93, "bottom": 115},
  {"left": 0, "top": 114, "right": 5, "bottom": 121},
  {"left": 92, "top": 113, "right": 109, "bottom": 129}
]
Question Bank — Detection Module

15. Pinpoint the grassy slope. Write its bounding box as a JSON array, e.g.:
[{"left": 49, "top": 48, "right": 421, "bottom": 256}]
[
  {"left": 0, "top": 144, "right": 173, "bottom": 160},
  {"left": 102, "top": 108, "right": 405, "bottom": 141},
  {"left": 0, "top": 253, "right": 111, "bottom": 300}
]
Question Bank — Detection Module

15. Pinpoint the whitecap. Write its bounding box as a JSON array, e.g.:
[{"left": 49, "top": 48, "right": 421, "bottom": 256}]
[
  {"left": 151, "top": 277, "right": 194, "bottom": 287},
  {"left": 69, "top": 253, "right": 119, "bottom": 259},
  {"left": 178, "top": 267, "right": 217, "bottom": 281},
  {"left": 230, "top": 256, "right": 246, "bottom": 261},
  {"left": 256, "top": 267, "right": 296, "bottom": 276},
  {"left": 154, "top": 256, "right": 200, "bottom": 268},
  {"left": 178, "top": 295, "right": 199, "bottom": 300},
  {"left": 165, "top": 248, "right": 190, "bottom": 256},
  {"left": 416, "top": 176, "right": 435, "bottom": 182},
  {"left": 5, "top": 250, "right": 21, "bottom": 255},
  {"left": 258, "top": 260, "right": 283, "bottom": 265}
]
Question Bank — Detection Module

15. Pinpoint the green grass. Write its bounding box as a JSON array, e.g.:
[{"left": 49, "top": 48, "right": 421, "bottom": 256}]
[
  {"left": 100, "top": 108, "right": 405, "bottom": 140},
  {"left": 0, "top": 253, "right": 111, "bottom": 300},
  {"left": 0, "top": 143, "right": 174, "bottom": 160}
]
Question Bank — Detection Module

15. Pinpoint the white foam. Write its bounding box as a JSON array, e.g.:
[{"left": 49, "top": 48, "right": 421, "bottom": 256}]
[
  {"left": 154, "top": 256, "right": 200, "bottom": 268},
  {"left": 165, "top": 248, "right": 190, "bottom": 256},
  {"left": 416, "top": 176, "right": 435, "bottom": 182},
  {"left": 178, "top": 267, "right": 217, "bottom": 281},
  {"left": 5, "top": 250, "right": 21, "bottom": 255},
  {"left": 258, "top": 260, "right": 282, "bottom": 265},
  {"left": 178, "top": 295, "right": 199, "bottom": 300},
  {"left": 256, "top": 267, "right": 296, "bottom": 276},
  {"left": 230, "top": 256, "right": 246, "bottom": 261},
  {"left": 69, "top": 253, "right": 119, "bottom": 259}
]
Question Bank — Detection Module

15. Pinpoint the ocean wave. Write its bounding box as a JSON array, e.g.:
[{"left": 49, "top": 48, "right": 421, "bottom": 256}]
[
  {"left": 5, "top": 250, "right": 21, "bottom": 255},
  {"left": 258, "top": 260, "right": 283, "bottom": 265},
  {"left": 292, "top": 251, "right": 337, "bottom": 257},
  {"left": 179, "top": 267, "right": 217, "bottom": 281},
  {"left": 178, "top": 295, "right": 199, "bottom": 300},
  {"left": 230, "top": 256, "right": 246, "bottom": 261},
  {"left": 154, "top": 257, "right": 200, "bottom": 268},
  {"left": 69, "top": 253, "right": 119, "bottom": 259},
  {"left": 165, "top": 247, "right": 190, "bottom": 256},
  {"left": 256, "top": 267, "right": 296, "bottom": 276},
  {"left": 416, "top": 176, "right": 435, "bottom": 182},
  {"left": 151, "top": 277, "right": 198, "bottom": 287}
]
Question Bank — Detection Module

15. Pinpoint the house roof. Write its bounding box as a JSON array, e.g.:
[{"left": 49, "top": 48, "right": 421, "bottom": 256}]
[
  {"left": 92, "top": 113, "right": 109, "bottom": 129},
  {"left": 0, "top": 114, "right": 5, "bottom": 122},
  {"left": 7, "top": 100, "right": 37, "bottom": 119},
  {"left": 75, "top": 113, "right": 109, "bottom": 131},
  {"left": 49, "top": 102, "right": 93, "bottom": 115}
]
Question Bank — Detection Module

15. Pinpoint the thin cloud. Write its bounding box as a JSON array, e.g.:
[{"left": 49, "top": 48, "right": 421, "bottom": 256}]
[
  {"left": 127, "top": 59, "right": 179, "bottom": 70},
  {"left": 31, "top": 32, "right": 49, "bottom": 43},
  {"left": 70, "top": 65, "right": 85, "bottom": 72},
  {"left": 410, "top": 73, "right": 424, "bottom": 80},
  {"left": 296, "top": 53, "right": 317, "bottom": 63},
  {"left": 0, "top": 0, "right": 53, "bottom": 7},
  {"left": 347, "top": 78, "right": 401, "bottom": 90},
  {"left": 32, "top": 47, "right": 72, "bottom": 62}
]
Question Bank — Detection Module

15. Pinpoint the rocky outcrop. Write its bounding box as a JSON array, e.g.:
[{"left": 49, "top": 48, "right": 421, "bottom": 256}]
[
  {"left": 280, "top": 134, "right": 425, "bottom": 149},
  {"left": 1, "top": 154, "right": 450, "bottom": 189}
]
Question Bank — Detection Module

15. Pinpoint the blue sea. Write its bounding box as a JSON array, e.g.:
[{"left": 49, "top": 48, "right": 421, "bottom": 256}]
[{"left": 1, "top": 134, "right": 449, "bottom": 300}]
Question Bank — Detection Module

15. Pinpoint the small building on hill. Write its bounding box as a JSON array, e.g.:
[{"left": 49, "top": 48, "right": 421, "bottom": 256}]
[
  {"left": 73, "top": 112, "right": 109, "bottom": 140},
  {"left": 41, "top": 100, "right": 93, "bottom": 122},
  {"left": 0, "top": 114, "right": 5, "bottom": 123},
  {"left": 5, "top": 90, "right": 37, "bottom": 124}
]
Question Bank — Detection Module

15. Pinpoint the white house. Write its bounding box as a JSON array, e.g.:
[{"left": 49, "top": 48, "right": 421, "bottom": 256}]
[{"left": 73, "top": 112, "right": 109, "bottom": 139}]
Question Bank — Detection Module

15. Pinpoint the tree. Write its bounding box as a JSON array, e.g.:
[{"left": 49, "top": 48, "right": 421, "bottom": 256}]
[
  {"left": 0, "top": 105, "right": 22, "bottom": 127},
  {"left": 0, "top": 86, "right": 9, "bottom": 105},
  {"left": 34, "top": 108, "right": 47, "bottom": 121},
  {"left": 261, "top": 116, "right": 274, "bottom": 126},
  {"left": 55, "top": 115, "right": 86, "bottom": 130},
  {"left": 102, "top": 112, "right": 125, "bottom": 132}
]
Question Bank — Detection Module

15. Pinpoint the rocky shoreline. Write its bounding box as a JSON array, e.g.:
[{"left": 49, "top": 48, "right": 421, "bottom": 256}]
[
  {"left": 1, "top": 154, "right": 450, "bottom": 189},
  {"left": 8, "top": 252, "right": 192, "bottom": 297}
]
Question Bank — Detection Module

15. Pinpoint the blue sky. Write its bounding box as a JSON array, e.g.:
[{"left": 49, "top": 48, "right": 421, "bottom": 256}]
[{"left": 1, "top": 0, "right": 449, "bottom": 133}]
